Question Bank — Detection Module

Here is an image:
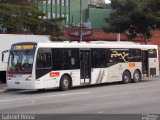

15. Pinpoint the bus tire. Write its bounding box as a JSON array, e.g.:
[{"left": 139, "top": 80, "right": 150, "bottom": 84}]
[
  {"left": 122, "top": 70, "right": 131, "bottom": 84},
  {"left": 133, "top": 70, "right": 141, "bottom": 83},
  {"left": 60, "top": 75, "right": 71, "bottom": 91}
]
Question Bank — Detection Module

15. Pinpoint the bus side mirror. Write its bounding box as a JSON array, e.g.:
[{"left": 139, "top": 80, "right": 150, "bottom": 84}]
[
  {"left": 2, "top": 53, "right": 4, "bottom": 62},
  {"left": 1, "top": 50, "right": 9, "bottom": 63}
]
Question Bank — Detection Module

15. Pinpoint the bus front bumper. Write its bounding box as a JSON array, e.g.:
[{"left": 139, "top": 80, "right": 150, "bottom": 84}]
[{"left": 7, "top": 80, "right": 44, "bottom": 90}]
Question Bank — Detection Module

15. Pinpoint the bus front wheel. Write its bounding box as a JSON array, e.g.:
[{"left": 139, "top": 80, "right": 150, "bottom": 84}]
[
  {"left": 122, "top": 71, "right": 131, "bottom": 84},
  {"left": 60, "top": 75, "right": 71, "bottom": 91}
]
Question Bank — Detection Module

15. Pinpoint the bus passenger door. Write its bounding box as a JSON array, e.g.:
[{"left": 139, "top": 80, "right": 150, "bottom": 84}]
[
  {"left": 142, "top": 49, "right": 158, "bottom": 77},
  {"left": 80, "top": 49, "right": 91, "bottom": 84},
  {"left": 148, "top": 49, "right": 159, "bottom": 77},
  {"left": 142, "top": 51, "right": 149, "bottom": 77}
]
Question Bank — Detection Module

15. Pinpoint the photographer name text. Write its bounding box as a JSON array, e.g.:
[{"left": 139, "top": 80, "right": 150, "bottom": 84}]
[{"left": 1, "top": 114, "right": 35, "bottom": 120}]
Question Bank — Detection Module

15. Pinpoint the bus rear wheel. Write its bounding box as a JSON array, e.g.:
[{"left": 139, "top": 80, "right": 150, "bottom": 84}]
[
  {"left": 133, "top": 70, "right": 141, "bottom": 83},
  {"left": 60, "top": 75, "right": 71, "bottom": 91},
  {"left": 122, "top": 71, "right": 131, "bottom": 84}
]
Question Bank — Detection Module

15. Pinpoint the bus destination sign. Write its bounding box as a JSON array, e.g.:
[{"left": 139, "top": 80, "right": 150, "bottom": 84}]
[{"left": 14, "top": 45, "right": 36, "bottom": 50}]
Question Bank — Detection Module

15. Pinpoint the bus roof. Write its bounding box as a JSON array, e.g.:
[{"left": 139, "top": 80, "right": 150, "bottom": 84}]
[{"left": 35, "top": 41, "right": 158, "bottom": 50}]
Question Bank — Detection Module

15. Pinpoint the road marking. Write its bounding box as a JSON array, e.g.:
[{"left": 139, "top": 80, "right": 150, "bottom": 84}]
[{"left": 0, "top": 92, "right": 90, "bottom": 103}]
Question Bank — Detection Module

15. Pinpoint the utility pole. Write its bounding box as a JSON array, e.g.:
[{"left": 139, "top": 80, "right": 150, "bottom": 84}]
[
  {"left": 60, "top": 0, "right": 62, "bottom": 17},
  {"left": 80, "top": 0, "right": 83, "bottom": 42},
  {"left": 117, "top": 33, "right": 120, "bottom": 41},
  {"left": 51, "top": 0, "right": 53, "bottom": 18},
  {"left": 69, "top": 0, "right": 71, "bottom": 27}
]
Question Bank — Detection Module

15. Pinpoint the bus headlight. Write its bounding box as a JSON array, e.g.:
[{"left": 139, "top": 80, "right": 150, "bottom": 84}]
[{"left": 26, "top": 75, "right": 32, "bottom": 81}]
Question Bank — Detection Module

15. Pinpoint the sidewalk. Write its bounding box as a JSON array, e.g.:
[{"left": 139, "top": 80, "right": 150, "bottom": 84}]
[
  {"left": 0, "top": 84, "right": 24, "bottom": 93},
  {"left": 0, "top": 84, "right": 7, "bottom": 90}
]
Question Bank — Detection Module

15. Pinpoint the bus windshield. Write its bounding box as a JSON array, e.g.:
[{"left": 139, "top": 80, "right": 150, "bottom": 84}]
[{"left": 8, "top": 50, "right": 35, "bottom": 74}]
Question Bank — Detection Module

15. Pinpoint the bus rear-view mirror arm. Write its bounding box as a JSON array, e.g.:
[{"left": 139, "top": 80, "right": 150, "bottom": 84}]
[{"left": 2, "top": 50, "right": 9, "bottom": 63}]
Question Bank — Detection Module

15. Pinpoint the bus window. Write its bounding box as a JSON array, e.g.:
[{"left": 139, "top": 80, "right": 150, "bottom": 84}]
[
  {"left": 128, "top": 49, "right": 142, "bottom": 62},
  {"left": 69, "top": 49, "right": 79, "bottom": 69},
  {"left": 52, "top": 48, "right": 80, "bottom": 70},
  {"left": 91, "top": 49, "right": 107, "bottom": 68},
  {"left": 36, "top": 48, "right": 52, "bottom": 68},
  {"left": 148, "top": 49, "right": 157, "bottom": 58},
  {"left": 61, "top": 49, "right": 79, "bottom": 70},
  {"left": 108, "top": 49, "right": 130, "bottom": 63},
  {"left": 52, "top": 49, "right": 61, "bottom": 70},
  {"left": 61, "top": 49, "right": 71, "bottom": 70}
]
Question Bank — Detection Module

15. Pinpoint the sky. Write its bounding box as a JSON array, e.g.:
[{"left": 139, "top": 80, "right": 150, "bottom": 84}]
[{"left": 105, "top": 0, "right": 111, "bottom": 4}]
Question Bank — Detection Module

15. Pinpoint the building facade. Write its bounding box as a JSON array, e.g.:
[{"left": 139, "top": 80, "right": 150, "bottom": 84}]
[
  {"left": 38, "top": 0, "right": 88, "bottom": 27},
  {"left": 88, "top": 6, "right": 111, "bottom": 29},
  {"left": 89, "top": 0, "right": 105, "bottom": 6},
  {"left": 37, "top": 0, "right": 111, "bottom": 28}
]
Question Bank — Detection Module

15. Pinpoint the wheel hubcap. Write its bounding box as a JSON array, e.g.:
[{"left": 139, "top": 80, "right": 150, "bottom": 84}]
[
  {"left": 135, "top": 73, "right": 139, "bottom": 80},
  {"left": 124, "top": 75, "right": 128, "bottom": 81},
  {"left": 63, "top": 79, "right": 68, "bottom": 87}
]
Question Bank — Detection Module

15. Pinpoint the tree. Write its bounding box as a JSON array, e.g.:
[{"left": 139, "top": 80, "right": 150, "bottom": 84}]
[
  {"left": 38, "top": 18, "right": 67, "bottom": 41},
  {"left": 106, "top": 0, "right": 160, "bottom": 44},
  {"left": 0, "top": 0, "right": 44, "bottom": 34},
  {"left": 0, "top": 0, "right": 66, "bottom": 41}
]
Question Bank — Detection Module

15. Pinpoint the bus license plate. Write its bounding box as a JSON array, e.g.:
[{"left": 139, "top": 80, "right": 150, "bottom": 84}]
[
  {"left": 15, "top": 82, "right": 20, "bottom": 84},
  {"left": 14, "top": 75, "right": 22, "bottom": 78}
]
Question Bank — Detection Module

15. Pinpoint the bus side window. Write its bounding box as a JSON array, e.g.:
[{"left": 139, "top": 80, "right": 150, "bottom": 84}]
[
  {"left": 61, "top": 49, "right": 70, "bottom": 70},
  {"left": 61, "top": 49, "right": 79, "bottom": 70},
  {"left": 36, "top": 48, "right": 52, "bottom": 68},
  {"left": 148, "top": 49, "right": 157, "bottom": 58},
  {"left": 71, "top": 58, "right": 75, "bottom": 65},
  {"left": 70, "top": 49, "right": 80, "bottom": 69},
  {"left": 52, "top": 49, "right": 61, "bottom": 70},
  {"left": 128, "top": 49, "right": 142, "bottom": 62},
  {"left": 92, "top": 49, "right": 107, "bottom": 68}
]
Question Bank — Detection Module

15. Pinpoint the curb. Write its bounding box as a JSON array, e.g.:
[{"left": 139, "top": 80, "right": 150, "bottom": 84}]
[
  {"left": 0, "top": 87, "right": 24, "bottom": 93},
  {"left": 0, "top": 84, "right": 7, "bottom": 93},
  {"left": 0, "top": 83, "right": 6, "bottom": 87},
  {"left": 0, "top": 89, "right": 5, "bottom": 93}
]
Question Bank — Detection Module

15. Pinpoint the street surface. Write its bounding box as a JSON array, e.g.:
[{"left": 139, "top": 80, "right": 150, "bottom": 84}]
[{"left": 0, "top": 77, "right": 160, "bottom": 114}]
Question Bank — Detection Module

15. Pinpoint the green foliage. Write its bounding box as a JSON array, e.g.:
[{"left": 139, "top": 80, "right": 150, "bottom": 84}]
[
  {"left": 106, "top": 0, "right": 160, "bottom": 44},
  {"left": 0, "top": 0, "right": 65, "bottom": 41},
  {"left": 0, "top": 0, "right": 44, "bottom": 33},
  {"left": 38, "top": 18, "right": 67, "bottom": 41}
]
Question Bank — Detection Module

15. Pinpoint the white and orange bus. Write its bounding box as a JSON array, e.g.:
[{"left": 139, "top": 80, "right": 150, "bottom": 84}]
[{"left": 5, "top": 41, "right": 159, "bottom": 90}]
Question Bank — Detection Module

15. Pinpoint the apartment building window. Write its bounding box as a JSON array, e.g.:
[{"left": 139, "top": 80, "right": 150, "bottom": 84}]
[
  {"left": 57, "top": 0, "right": 60, "bottom": 5},
  {"left": 48, "top": 0, "right": 51, "bottom": 4},
  {"left": 57, "top": 13, "right": 60, "bottom": 18},
  {"left": 43, "top": 16, "right": 47, "bottom": 19},
  {"left": 61, "top": 14, "right": 64, "bottom": 17},
  {"left": 62, "top": 0, "right": 65, "bottom": 6},
  {"left": 56, "top": 0, "right": 68, "bottom": 6},
  {"left": 66, "top": 0, "right": 69, "bottom": 5},
  {"left": 43, "top": 0, "right": 47, "bottom": 4},
  {"left": 66, "top": 14, "right": 69, "bottom": 22},
  {"left": 48, "top": 12, "right": 51, "bottom": 19},
  {"left": 52, "top": 13, "right": 56, "bottom": 18}
]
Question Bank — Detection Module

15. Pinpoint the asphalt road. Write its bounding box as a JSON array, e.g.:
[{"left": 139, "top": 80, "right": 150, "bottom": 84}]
[{"left": 0, "top": 77, "right": 160, "bottom": 114}]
